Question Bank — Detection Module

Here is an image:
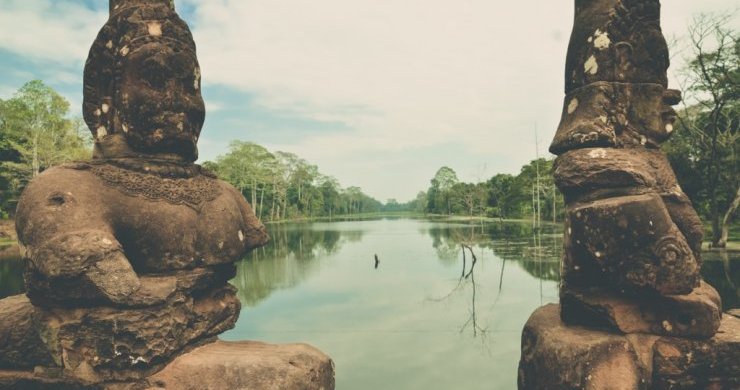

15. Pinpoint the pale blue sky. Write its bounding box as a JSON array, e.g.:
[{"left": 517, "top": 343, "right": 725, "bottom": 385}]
[{"left": 0, "top": 0, "right": 736, "bottom": 201}]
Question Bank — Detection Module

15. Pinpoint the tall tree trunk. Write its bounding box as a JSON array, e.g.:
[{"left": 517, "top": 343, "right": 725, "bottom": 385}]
[
  {"left": 531, "top": 186, "right": 536, "bottom": 229},
  {"left": 251, "top": 179, "right": 257, "bottom": 210},
  {"left": 258, "top": 185, "right": 265, "bottom": 220},
  {"left": 705, "top": 91, "right": 726, "bottom": 245},
  {"left": 270, "top": 192, "right": 276, "bottom": 221},
  {"left": 552, "top": 185, "right": 557, "bottom": 223},
  {"left": 32, "top": 133, "right": 40, "bottom": 177},
  {"left": 297, "top": 182, "right": 302, "bottom": 212},
  {"left": 716, "top": 187, "right": 740, "bottom": 248}
]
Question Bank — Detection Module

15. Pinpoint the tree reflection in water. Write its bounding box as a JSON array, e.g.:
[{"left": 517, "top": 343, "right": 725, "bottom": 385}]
[
  {"left": 702, "top": 250, "right": 740, "bottom": 309},
  {"left": 231, "top": 223, "right": 363, "bottom": 307},
  {"left": 428, "top": 242, "right": 488, "bottom": 338},
  {"left": 425, "top": 221, "right": 563, "bottom": 338},
  {"left": 424, "top": 222, "right": 562, "bottom": 282},
  {"left": 0, "top": 220, "right": 735, "bottom": 314},
  {"left": 0, "top": 245, "right": 23, "bottom": 299}
]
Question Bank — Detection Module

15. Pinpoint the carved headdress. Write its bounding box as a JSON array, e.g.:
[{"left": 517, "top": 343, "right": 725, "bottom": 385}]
[
  {"left": 83, "top": 0, "right": 204, "bottom": 162},
  {"left": 550, "top": 0, "right": 680, "bottom": 154},
  {"left": 565, "top": 0, "right": 668, "bottom": 92}
]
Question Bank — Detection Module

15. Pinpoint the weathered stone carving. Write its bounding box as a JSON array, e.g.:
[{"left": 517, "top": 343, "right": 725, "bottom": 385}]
[
  {"left": 552, "top": 0, "right": 716, "bottom": 334},
  {"left": 518, "top": 1, "right": 738, "bottom": 388},
  {"left": 13, "top": 0, "right": 269, "bottom": 311},
  {"left": 0, "top": 1, "right": 334, "bottom": 388}
]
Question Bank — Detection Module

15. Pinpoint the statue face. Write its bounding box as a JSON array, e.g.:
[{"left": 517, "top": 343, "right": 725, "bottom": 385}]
[
  {"left": 550, "top": 83, "right": 681, "bottom": 153},
  {"left": 117, "top": 42, "right": 205, "bottom": 161},
  {"left": 626, "top": 85, "right": 681, "bottom": 144}
]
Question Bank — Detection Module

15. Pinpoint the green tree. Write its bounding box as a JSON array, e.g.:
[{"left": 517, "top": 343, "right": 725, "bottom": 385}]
[
  {"left": 0, "top": 80, "right": 91, "bottom": 216},
  {"left": 427, "top": 166, "right": 459, "bottom": 214},
  {"left": 214, "top": 141, "right": 277, "bottom": 221},
  {"left": 488, "top": 174, "right": 516, "bottom": 219},
  {"left": 318, "top": 175, "right": 341, "bottom": 218},
  {"left": 208, "top": 143, "right": 383, "bottom": 221},
  {"left": 414, "top": 191, "right": 428, "bottom": 214},
  {"left": 668, "top": 13, "right": 739, "bottom": 247}
]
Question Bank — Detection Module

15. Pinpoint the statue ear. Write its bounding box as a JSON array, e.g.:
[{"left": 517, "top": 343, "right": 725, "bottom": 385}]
[{"left": 614, "top": 42, "right": 633, "bottom": 81}]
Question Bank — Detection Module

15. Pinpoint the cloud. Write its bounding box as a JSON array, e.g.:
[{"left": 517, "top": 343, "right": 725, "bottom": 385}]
[
  {"left": 205, "top": 100, "right": 226, "bottom": 112},
  {"left": 182, "top": 0, "right": 575, "bottom": 199},
  {"left": 0, "top": 0, "right": 105, "bottom": 65}
]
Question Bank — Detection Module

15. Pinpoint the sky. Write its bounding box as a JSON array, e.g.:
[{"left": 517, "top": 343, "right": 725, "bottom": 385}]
[{"left": 0, "top": 0, "right": 737, "bottom": 202}]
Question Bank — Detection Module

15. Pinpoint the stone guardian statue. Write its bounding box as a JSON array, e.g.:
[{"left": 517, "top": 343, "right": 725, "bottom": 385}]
[
  {"left": 0, "top": 1, "right": 334, "bottom": 388},
  {"left": 517, "top": 1, "right": 738, "bottom": 388}
]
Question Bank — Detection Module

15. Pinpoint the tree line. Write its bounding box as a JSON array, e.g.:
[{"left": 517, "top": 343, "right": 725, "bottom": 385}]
[
  {"left": 407, "top": 159, "right": 563, "bottom": 227},
  {"left": 203, "top": 141, "right": 383, "bottom": 221}
]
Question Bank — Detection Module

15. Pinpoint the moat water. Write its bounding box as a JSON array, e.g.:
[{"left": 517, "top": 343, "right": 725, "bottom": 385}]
[{"left": 1, "top": 219, "right": 738, "bottom": 389}]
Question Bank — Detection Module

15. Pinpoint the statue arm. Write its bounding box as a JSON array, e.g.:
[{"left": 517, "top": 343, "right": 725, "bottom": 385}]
[{"left": 14, "top": 168, "right": 140, "bottom": 306}]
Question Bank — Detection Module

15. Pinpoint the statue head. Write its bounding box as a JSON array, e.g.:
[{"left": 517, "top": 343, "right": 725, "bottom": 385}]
[
  {"left": 550, "top": 0, "right": 681, "bottom": 154},
  {"left": 83, "top": 0, "right": 204, "bottom": 162},
  {"left": 565, "top": 0, "right": 671, "bottom": 91}
]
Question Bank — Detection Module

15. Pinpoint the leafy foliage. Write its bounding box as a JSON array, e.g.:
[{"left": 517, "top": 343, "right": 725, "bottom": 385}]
[
  {"left": 422, "top": 159, "right": 564, "bottom": 222},
  {"left": 0, "top": 81, "right": 91, "bottom": 217},
  {"left": 208, "top": 143, "right": 382, "bottom": 221},
  {"left": 666, "top": 13, "right": 739, "bottom": 246}
]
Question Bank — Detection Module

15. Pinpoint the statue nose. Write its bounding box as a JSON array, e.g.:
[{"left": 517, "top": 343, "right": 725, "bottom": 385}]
[{"left": 663, "top": 89, "right": 682, "bottom": 105}]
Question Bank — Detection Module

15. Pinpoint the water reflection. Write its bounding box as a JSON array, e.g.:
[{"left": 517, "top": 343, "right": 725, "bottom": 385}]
[
  {"left": 0, "top": 245, "right": 23, "bottom": 298},
  {"left": 703, "top": 250, "right": 740, "bottom": 309},
  {"left": 423, "top": 222, "right": 562, "bottom": 282},
  {"left": 429, "top": 244, "right": 488, "bottom": 338},
  {"left": 225, "top": 219, "right": 566, "bottom": 389},
  {"left": 232, "top": 223, "right": 364, "bottom": 306},
  {"left": 0, "top": 219, "right": 738, "bottom": 390},
  {"left": 0, "top": 221, "right": 737, "bottom": 311}
]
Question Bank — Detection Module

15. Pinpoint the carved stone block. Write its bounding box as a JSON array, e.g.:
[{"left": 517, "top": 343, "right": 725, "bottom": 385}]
[
  {"left": 560, "top": 281, "right": 722, "bottom": 338},
  {"left": 564, "top": 193, "right": 700, "bottom": 295},
  {"left": 518, "top": 304, "right": 740, "bottom": 390},
  {"left": 518, "top": 304, "right": 655, "bottom": 390}
]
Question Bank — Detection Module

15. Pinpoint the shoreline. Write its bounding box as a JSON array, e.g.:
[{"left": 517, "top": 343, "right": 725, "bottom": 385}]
[{"left": 1, "top": 216, "right": 738, "bottom": 255}]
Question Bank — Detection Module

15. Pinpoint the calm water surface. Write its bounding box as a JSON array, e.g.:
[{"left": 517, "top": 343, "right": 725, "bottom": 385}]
[{"left": 1, "top": 219, "right": 738, "bottom": 389}]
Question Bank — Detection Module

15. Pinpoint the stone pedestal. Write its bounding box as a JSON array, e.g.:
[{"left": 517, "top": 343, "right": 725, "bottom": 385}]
[
  {"left": 142, "top": 340, "right": 335, "bottom": 390},
  {"left": 518, "top": 304, "right": 740, "bottom": 390},
  {"left": 560, "top": 281, "right": 722, "bottom": 338},
  {"left": 0, "top": 340, "right": 334, "bottom": 390},
  {"left": 0, "top": 294, "right": 335, "bottom": 389}
]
